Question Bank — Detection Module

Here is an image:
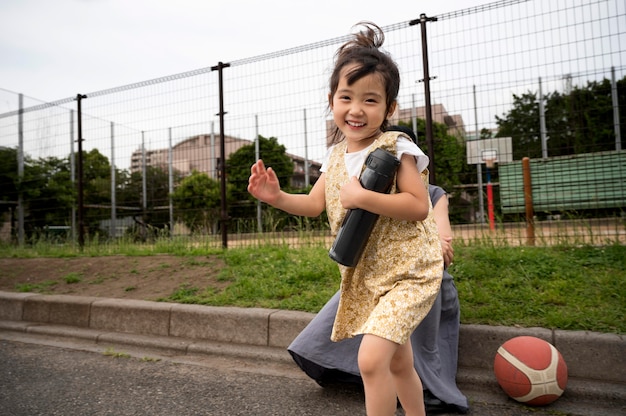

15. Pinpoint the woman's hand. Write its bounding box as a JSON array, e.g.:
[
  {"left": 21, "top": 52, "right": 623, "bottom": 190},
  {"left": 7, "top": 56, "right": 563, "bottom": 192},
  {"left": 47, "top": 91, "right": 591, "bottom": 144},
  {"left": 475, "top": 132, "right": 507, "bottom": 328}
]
[{"left": 441, "top": 236, "right": 454, "bottom": 268}]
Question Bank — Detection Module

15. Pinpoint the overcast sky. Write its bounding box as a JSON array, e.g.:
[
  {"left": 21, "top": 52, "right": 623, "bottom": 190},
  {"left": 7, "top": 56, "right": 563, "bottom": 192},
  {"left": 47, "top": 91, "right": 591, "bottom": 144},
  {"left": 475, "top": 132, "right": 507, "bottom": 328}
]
[{"left": 0, "top": 0, "right": 488, "bottom": 102}]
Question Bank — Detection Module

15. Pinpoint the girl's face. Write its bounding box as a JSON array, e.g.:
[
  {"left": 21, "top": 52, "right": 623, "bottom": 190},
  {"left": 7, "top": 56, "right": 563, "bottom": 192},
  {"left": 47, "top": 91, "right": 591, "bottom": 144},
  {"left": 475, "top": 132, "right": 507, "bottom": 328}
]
[{"left": 330, "top": 64, "right": 395, "bottom": 152}]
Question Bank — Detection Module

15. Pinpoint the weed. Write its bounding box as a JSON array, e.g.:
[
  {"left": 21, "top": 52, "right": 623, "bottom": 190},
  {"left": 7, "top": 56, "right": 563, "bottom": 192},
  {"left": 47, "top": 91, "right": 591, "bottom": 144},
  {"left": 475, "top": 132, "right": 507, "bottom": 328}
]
[
  {"left": 15, "top": 280, "right": 58, "bottom": 292},
  {"left": 103, "top": 347, "right": 130, "bottom": 358},
  {"left": 63, "top": 272, "right": 83, "bottom": 284}
]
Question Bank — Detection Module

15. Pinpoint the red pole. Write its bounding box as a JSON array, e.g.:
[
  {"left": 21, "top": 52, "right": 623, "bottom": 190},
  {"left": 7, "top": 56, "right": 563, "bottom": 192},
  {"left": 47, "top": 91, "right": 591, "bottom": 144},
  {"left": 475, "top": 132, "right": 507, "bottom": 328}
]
[
  {"left": 487, "top": 182, "right": 495, "bottom": 231},
  {"left": 486, "top": 163, "right": 495, "bottom": 231}
]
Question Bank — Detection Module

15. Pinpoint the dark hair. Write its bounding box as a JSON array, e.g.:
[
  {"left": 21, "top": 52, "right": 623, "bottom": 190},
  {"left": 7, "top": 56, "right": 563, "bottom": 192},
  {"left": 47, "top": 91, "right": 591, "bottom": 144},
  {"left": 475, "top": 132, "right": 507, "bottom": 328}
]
[
  {"left": 327, "top": 22, "right": 400, "bottom": 145},
  {"left": 387, "top": 125, "right": 417, "bottom": 143}
]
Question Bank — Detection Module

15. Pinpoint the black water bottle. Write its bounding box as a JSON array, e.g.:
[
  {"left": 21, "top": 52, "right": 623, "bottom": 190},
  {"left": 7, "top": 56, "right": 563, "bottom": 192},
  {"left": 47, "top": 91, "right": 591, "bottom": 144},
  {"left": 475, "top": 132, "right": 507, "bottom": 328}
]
[{"left": 329, "top": 148, "right": 400, "bottom": 267}]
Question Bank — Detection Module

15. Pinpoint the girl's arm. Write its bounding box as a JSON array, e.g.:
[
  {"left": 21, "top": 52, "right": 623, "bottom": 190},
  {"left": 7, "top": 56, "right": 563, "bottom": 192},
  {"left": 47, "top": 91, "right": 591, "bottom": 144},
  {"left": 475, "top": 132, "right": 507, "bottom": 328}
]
[
  {"left": 247, "top": 159, "right": 326, "bottom": 217},
  {"left": 339, "top": 153, "right": 429, "bottom": 222}
]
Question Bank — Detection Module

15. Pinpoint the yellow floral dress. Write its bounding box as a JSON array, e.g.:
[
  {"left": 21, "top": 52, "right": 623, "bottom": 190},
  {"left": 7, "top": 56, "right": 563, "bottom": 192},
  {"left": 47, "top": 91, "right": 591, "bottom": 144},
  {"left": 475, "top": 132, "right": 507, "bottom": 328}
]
[{"left": 325, "top": 131, "right": 443, "bottom": 345}]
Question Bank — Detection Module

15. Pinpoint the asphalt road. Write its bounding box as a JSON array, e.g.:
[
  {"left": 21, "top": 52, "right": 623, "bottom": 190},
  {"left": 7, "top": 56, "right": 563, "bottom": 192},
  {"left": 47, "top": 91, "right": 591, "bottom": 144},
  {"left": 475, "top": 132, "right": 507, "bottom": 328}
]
[{"left": 0, "top": 337, "right": 611, "bottom": 416}]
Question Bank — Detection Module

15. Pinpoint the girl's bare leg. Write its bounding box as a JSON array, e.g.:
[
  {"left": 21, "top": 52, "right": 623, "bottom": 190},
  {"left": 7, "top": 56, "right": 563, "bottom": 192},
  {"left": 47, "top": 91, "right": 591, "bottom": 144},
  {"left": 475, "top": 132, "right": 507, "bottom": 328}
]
[
  {"left": 358, "top": 334, "right": 398, "bottom": 415},
  {"left": 391, "top": 339, "right": 425, "bottom": 416}
]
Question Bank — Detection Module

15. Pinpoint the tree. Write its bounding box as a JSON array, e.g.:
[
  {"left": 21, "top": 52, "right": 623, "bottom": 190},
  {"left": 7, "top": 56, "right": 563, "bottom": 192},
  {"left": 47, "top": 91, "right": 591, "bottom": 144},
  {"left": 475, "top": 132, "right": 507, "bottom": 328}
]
[
  {"left": 0, "top": 147, "right": 19, "bottom": 215},
  {"left": 396, "top": 119, "right": 468, "bottom": 195},
  {"left": 495, "top": 91, "right": 542, "bottom": 160},
  {"left": 495, "top": 75, "right": 626, "bottom": 159},
  {"left": 171, "top": 171, "right": 232, "bottom": 234},
  {"left": 19, "top": 155, "right": 75, "bottom": 236},
  {"left": 226, "top": 135, "right": 294, "bottom": 220}
]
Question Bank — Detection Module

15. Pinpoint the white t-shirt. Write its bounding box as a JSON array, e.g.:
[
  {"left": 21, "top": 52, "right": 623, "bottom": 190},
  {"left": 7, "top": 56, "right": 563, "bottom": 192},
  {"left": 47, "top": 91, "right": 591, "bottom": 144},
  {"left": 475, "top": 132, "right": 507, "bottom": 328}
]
[{"left": 320, "top": 136, "right": 429, "bottom": 178}]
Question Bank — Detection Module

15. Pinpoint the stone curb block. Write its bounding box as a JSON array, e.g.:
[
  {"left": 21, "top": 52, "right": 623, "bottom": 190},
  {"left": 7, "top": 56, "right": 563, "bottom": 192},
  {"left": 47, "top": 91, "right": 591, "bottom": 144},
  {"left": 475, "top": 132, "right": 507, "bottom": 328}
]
[
  {"left": 554, "top": 329, "right": 626, "bottom": 381},
  {"left": 169, "top": 304, "right": 272, "bottom": 346},
  {"left": 0, "top": 292, "right": 38, "bottom": 321},
  {"left": 268, "top": 310, "right": 312, "bottom": 348},
  {"left": 458, "top": 324, "right": 553, "bottom": 369},
  {"left": 23, "top": 294, "right": 98, "bottom": 328},
  {"left": 90, "top": 298, "right": 172, "bottom": 336}
]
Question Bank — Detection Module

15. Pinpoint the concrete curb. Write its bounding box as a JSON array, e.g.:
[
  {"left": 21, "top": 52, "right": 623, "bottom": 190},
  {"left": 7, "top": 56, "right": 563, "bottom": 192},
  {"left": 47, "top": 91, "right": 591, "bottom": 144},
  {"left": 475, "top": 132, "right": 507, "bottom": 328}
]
[{"left": 1, "top": 290, "right": 625, "bottom": 409}]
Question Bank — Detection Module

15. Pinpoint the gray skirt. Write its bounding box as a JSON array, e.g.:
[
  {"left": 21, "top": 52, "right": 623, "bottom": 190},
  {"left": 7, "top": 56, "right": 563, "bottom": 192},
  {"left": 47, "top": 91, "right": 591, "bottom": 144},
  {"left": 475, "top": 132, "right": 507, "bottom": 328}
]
[{"left": 287, "top": 269, "right": 469, "bottom": 412}]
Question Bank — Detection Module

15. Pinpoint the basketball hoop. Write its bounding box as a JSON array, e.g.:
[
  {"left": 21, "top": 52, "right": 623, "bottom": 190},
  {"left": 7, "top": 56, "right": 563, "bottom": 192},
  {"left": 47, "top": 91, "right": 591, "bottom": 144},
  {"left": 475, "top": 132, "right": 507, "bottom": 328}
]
[{"left": 482, "top": 149, "right": 497, "bottom": 169}]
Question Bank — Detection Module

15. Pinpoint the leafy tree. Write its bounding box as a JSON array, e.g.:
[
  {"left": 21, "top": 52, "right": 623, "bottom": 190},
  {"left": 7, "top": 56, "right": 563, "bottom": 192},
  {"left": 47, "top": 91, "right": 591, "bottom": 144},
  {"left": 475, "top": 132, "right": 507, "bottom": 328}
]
[
  {"left": 115, "top": 165, "right": 182, "bottom": 235},
  {"left": 480, "top": 128, "right": 493, "bottom": 140},
  {"left": 82, "top": 149, "right": 111, "bottom": 205},
  {"left": 396, "top": 119, "right": 468, "bottom": 195},
  {"left": 0, "top": 147, "right": 19, "bottom": 215},
  {"left": 21, "top": 155, "right": 74, "bottom": 234},
  {"left": 171, "top": 171, "right": 233, "bottom": 234},
  {"left": 226, "top": 135, "right": 294, "bottom": 220},
  {"left": 495, "top": 91, "right": 542, "bottom": 159},
  {"left": 496, "top": 75, "right": 626, "bottom": 159}
]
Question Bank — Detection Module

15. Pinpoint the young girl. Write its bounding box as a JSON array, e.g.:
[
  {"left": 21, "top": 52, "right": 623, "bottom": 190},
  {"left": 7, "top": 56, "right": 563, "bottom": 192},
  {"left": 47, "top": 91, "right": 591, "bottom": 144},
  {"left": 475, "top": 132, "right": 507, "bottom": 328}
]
[{"left": 248, "top": 22, "right": 443, "bottom": 416}]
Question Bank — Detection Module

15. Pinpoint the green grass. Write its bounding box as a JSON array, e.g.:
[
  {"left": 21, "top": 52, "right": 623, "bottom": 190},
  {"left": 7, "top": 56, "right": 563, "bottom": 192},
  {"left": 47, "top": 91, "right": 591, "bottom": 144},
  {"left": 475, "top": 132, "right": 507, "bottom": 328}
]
[
  {"left": 62, "top": 272, "right": 82, "bottom": 284},
  {"left": 15, "top": 280, "right": 58, "bottom": 292},
  {"left": 451, "top": 244, "right": 624, "bottom": 334},
  {"left": 160, "top": 243, "right": 625, "bottom": 334},
  {"left": 166, "top": 245, "right": 340, "bottom": 312},
  {"left": 1, "top": 239, "right": 624, "bottom": 334}
]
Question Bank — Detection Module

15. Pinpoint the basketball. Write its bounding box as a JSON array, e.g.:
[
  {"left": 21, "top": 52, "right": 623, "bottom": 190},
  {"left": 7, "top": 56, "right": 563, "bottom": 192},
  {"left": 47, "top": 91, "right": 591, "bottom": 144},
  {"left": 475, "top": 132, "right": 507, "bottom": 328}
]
[{"left": 493, "top": 336, "right": 568, "bottom": 406}]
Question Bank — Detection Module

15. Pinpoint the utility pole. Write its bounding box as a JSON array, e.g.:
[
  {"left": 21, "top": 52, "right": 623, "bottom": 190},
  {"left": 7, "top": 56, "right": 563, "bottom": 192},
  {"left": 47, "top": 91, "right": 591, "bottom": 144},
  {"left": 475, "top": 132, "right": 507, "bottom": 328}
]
[{"left": 410, "top": 14, "right": 438, "bottom": 184}]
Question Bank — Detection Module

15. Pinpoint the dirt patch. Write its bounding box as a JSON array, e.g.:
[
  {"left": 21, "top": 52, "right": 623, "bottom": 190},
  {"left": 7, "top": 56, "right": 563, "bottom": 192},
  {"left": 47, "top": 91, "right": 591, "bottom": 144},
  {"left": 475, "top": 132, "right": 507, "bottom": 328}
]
[{"left": 0, "top": 255, "right": 227, "bottom": 301}]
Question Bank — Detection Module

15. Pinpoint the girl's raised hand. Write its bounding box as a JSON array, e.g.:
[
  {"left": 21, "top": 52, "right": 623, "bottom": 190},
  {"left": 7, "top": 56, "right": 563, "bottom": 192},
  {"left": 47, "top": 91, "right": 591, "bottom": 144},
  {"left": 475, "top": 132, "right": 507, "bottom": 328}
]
[{"left": 248, "top": 160, "right": 281, "bottom": 205}]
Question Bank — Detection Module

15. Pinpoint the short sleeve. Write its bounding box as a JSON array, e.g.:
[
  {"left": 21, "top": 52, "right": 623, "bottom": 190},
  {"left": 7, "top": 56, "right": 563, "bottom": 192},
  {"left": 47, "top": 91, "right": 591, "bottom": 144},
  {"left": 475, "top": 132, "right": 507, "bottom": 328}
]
[{"left": 396, "top": 136, "right": 429, "bottom": 173}]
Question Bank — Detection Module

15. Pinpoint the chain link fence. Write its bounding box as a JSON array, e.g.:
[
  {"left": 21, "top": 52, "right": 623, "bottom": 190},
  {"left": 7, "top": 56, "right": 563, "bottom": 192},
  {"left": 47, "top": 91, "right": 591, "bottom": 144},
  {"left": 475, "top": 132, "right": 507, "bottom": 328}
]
[{"left": 1, "top": 0, "right": 625, "bottom": 248}]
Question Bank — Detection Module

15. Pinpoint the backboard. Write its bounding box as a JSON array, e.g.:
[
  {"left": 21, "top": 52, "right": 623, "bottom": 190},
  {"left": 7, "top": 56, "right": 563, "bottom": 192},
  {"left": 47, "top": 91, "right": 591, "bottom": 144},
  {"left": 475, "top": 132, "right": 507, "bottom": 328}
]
[{"left": 466, "top": 136, "right": 513, "bottom": 165}]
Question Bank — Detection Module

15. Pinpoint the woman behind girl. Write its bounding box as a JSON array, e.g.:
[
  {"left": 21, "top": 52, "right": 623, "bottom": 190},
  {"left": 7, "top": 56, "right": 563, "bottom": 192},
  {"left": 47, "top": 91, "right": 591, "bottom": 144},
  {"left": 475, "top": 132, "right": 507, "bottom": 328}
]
[
  {"left": 288, "top": 183, "right": 470, "bottom": 414},
  {"left": 248, "top": 22, "right": 443, "bottom": 416}
]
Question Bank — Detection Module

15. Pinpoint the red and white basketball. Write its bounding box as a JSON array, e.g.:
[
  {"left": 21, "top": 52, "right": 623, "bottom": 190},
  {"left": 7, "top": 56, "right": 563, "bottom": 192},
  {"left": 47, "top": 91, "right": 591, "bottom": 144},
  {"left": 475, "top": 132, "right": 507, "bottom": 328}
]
[{"left": 493, "top": 336, "right": 568, "bottom": 406}]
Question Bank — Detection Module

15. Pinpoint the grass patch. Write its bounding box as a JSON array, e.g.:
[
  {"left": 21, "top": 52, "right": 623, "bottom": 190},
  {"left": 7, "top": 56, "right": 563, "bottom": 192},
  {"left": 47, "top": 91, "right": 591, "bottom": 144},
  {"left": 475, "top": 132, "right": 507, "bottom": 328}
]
[
  {"left": 452, "top": 244, "right": 625, "bottom": 334},
  {"left": 62, "top": 272, "right": 82, "bottom": 284},
  {"left": 167, "top": 245, "right": 340, "bottom": 312},
  {"left": 15, "top": 280, "right": 58, "bottom": 292}
]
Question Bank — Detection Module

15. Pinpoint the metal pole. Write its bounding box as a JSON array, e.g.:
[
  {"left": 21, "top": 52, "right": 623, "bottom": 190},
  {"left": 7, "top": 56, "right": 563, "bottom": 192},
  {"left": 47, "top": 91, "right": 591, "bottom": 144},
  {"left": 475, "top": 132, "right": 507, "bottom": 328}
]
[
  {"left": 70, "top": 110, "right": 76, "bottom": 242},
  {"left": 474, "top": 85, "right": 485, "bottom": 224},
  {"left": 110, "top": 122, "right": 116, "bottom": 239},
  {"left": 539, "top": 77, "right": 548, "bottom": 158},
  {"left": 611, "top": 67, "right": 622, "bottom": 151},
  {"left": 210, "top": 121, "right": 216, "bottom": 179},
  {"left": 303, "top": 108, "right": 310, "bottom": 188},
  {"left": 141, "top": 131, "right": 147, "bottom": 240},
  {"left": 410, "top": 14, "right": 437, "bottom": 185},
  {"left": 168, "top": 127, "right": 174, "bottom": 237},
  {"left": 411, "top": 94, "right": 418, "bottom": 145},
  {"left": 255, "top": 114, "right": 262, "bottom": 233},
  {"left": 211, "top": 61, "right": 231, "bottom": 248},
  {"left": 17, "top": 94, "right": 24, "bottom": 246},
  {"left": 76, "top": 94, "right": 87, "bottom": 249}
]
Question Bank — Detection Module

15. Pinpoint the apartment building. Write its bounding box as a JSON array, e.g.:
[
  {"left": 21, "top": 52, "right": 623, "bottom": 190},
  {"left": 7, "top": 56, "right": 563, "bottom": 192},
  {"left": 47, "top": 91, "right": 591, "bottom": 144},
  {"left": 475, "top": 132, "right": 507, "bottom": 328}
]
[{"left": 130, "top": 134, "right": 321, "bottom": 188}]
